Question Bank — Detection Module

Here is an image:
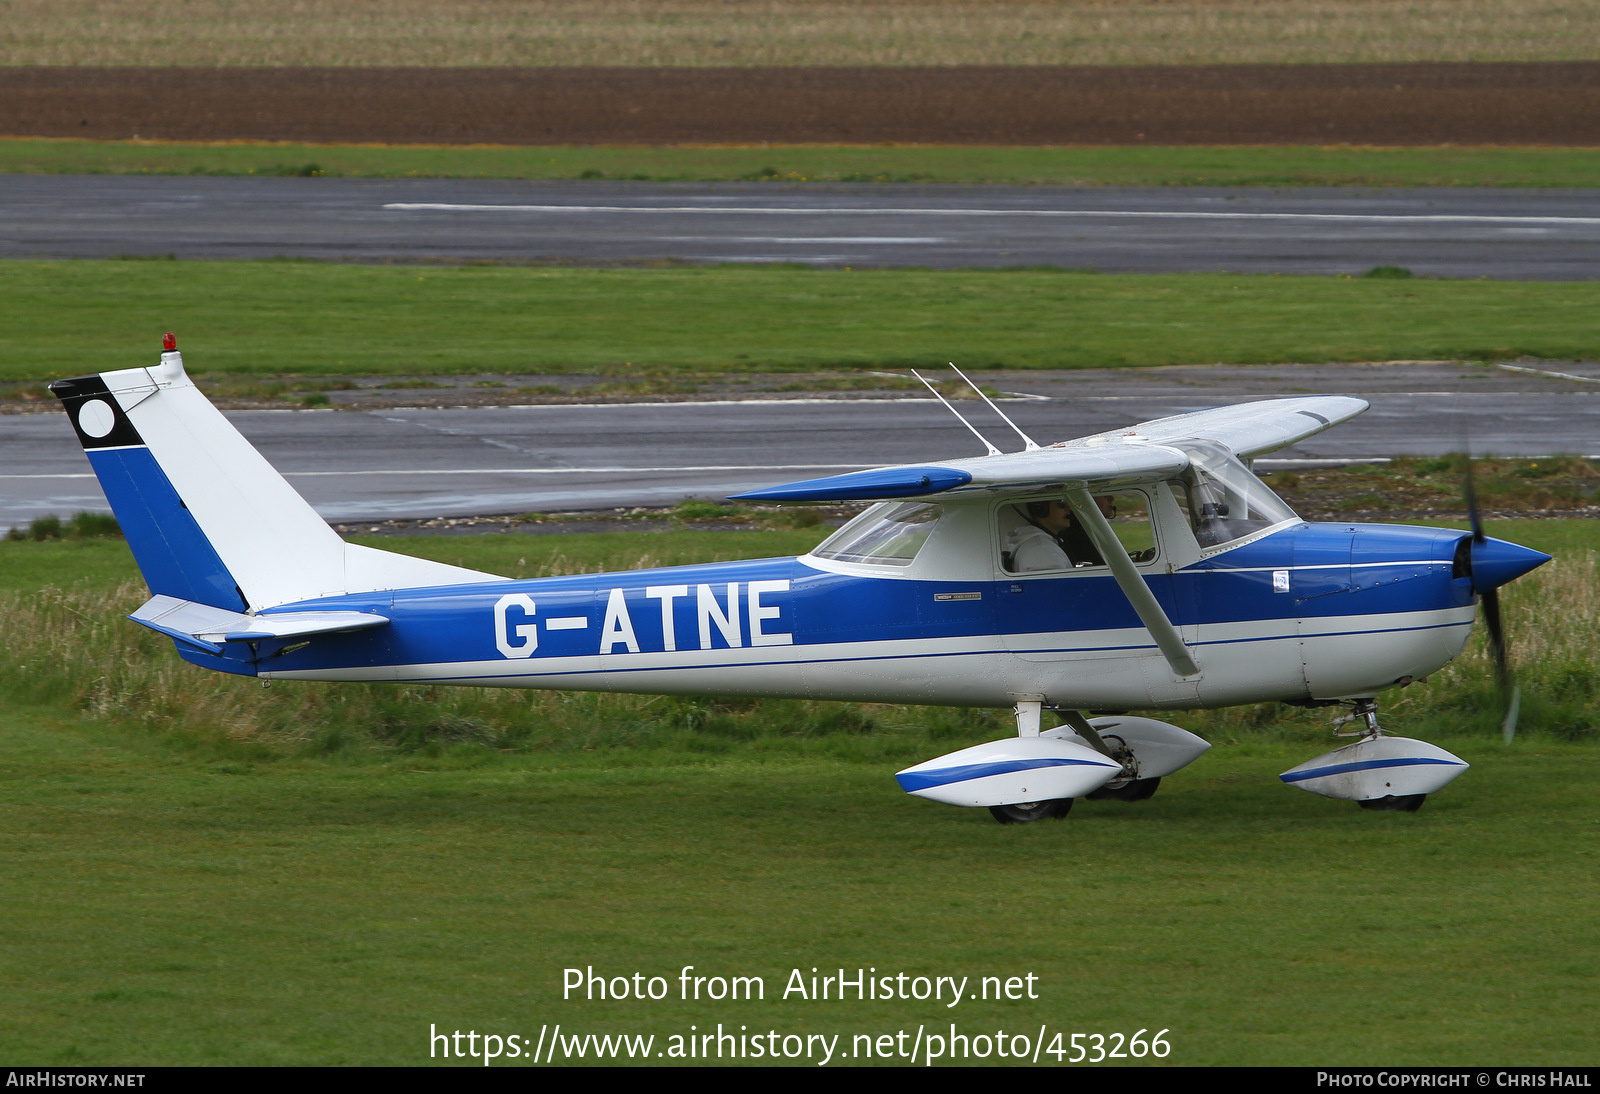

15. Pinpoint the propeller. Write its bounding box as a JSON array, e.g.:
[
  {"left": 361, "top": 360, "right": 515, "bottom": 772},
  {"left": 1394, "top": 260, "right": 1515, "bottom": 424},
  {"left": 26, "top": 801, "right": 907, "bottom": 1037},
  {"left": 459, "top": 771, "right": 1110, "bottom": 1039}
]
[{"left": 1461, "top": 457, "right": 1528, "bottom": 743}]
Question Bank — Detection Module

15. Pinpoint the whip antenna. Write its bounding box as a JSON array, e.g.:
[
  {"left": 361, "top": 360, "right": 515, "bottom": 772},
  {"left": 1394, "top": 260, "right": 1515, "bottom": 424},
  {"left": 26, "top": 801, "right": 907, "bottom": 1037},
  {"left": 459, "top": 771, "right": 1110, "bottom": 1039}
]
[
  {"left": 949, "top": 362, "right": 1039, "bottom": 451},
  {"left": 911, "top": 369, "right": 1001, "bottom": 456}
]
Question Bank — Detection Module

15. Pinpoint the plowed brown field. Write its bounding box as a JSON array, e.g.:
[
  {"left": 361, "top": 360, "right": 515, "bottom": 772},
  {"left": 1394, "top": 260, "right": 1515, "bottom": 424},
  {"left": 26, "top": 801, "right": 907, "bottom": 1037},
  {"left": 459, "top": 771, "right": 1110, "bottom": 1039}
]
[{"left": 4, "top": 64, "right": 1600, "bottom": 145}]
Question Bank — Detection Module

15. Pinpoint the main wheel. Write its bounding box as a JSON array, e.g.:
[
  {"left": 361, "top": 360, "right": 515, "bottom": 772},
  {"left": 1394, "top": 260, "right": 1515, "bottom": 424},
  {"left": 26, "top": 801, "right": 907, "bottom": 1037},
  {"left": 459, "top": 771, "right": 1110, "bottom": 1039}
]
[
  {"left": 1358, "top": 794, "right": 1427, "bottom": 813},
  {"left": 1086, "top": 776, "right": 1162, "bottom": 802},
  {"left": 988, "top": 798, "right": 1073, "bottom": 825}
]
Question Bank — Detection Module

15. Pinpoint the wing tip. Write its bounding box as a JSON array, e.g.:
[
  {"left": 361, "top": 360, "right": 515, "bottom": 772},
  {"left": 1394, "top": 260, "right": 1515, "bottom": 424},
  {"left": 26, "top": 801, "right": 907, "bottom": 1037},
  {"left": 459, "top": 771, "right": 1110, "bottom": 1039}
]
[{"left": 731, "top": 466, "right": 971, "bottom": 503}]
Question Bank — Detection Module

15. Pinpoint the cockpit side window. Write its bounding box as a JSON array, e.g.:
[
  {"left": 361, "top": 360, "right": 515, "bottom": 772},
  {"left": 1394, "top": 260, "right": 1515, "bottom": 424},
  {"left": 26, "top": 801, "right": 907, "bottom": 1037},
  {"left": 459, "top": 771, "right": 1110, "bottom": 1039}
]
[
  {"left": 812, "top": 501, "right": 943, "bottom": 566},
  {"left": 998, "top": 490, "right": 1157, "bottom": 574}
]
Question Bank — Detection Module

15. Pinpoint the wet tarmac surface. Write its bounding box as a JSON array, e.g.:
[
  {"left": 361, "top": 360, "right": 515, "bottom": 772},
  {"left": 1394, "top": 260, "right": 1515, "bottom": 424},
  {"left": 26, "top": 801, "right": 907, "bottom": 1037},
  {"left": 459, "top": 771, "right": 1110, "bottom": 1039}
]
[
  {"left": 6, "top": 360, "right": 1598, "bottom": 532},
  {"left": 8, "top": 177, "right": 1600, "bottom": 279}
]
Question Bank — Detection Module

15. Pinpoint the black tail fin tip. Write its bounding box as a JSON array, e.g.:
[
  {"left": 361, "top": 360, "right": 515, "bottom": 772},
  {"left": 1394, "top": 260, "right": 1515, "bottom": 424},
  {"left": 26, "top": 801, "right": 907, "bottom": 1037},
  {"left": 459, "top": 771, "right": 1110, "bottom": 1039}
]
[{"left": 51, "top": 375, "right": 146, "bottom": 450}]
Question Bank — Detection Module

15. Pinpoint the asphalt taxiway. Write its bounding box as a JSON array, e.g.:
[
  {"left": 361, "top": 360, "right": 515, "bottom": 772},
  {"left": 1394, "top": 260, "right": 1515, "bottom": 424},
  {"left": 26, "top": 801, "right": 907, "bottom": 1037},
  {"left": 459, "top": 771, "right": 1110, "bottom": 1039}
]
[
  {"left": 5, "top": 361, "right": 1598, "bottom": 533},
  {"left": 6, "top": 177, "right": 1600, "bottom": 278}
]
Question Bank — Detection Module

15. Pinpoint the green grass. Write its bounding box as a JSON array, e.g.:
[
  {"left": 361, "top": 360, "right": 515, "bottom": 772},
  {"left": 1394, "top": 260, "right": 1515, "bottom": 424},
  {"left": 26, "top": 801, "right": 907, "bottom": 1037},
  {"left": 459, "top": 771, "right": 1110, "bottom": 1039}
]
[
  {"left": 7, "top": 260, "right": 1600, "bottom": 383},
  {"left": 0, "top": 530, "right": 827, "bottom": 599},
  {"left": 0, "top": 535, "right": 145, "bottom": 593},
  {"left": 8, "top": 140, "right": 1600, "bottom": 188},
  {"left": 1264, "top": 456, "right": 1600, "bottom": 520},
  {"left": 4, "top": 511, "right": 123, "bottom": 542},
  {"left": 1474, "top": 519, "right": 1600, "bottom": 557},
  {"left": 2, "top": 525, "right": 1596, "bottom": 1064},
  {"left": 326, "top": 529, "right": 834, "bottom": 585},
  {"left": 0, "top": 699, "right": 1594, "bottom": 1065}
]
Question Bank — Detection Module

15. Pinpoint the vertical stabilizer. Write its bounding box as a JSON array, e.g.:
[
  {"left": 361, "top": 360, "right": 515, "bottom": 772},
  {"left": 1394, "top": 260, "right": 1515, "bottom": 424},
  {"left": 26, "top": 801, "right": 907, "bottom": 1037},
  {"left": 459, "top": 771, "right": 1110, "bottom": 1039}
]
[{"left": 51, "top": 336, "right": 502, "bottom": 611}]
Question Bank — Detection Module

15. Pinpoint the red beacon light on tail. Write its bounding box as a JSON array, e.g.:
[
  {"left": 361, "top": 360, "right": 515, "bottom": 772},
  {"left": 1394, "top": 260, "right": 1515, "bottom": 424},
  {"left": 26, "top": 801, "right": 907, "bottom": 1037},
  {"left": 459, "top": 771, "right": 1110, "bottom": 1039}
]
[{"left": 155, "top": 331, "right": 185, "bottom": 381}]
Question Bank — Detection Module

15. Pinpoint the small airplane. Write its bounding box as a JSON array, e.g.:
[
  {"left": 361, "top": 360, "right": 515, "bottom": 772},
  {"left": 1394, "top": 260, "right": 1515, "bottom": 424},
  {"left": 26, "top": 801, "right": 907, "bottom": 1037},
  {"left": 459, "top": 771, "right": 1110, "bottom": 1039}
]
[{"left": 49, "top": 336, "right": 1551, "bottom": 822}]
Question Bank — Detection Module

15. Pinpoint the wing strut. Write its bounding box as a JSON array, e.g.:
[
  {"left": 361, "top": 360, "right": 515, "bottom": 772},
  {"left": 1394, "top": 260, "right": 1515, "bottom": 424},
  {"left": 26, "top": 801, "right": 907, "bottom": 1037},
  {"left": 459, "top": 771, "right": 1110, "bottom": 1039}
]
[{"left": 1062, "top": 485, "right": 1199, "bottom": 678}]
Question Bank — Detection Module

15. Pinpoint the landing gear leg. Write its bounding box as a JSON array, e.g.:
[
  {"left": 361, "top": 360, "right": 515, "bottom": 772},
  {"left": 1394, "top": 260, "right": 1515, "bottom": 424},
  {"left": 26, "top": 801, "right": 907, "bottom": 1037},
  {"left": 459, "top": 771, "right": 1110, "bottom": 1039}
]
[
  {"left": 1055, "top": 710, "right": 1159, "bottom": 802},
  {"left": 988, "top": 701, "right": 1080, "bottom": 822},
  {"left": 1333, "top": 698, "right": 1384, "bottom": 740}
]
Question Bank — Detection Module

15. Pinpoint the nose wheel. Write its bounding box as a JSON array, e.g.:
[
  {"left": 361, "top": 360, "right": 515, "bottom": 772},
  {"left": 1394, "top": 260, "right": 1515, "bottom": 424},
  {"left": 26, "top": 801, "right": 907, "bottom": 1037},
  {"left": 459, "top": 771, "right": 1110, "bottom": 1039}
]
[
  {"left": 1087, "top": 776, "right": 1162, "bottom": 802},
  {"left": 1358, "top": 794, "right": 1427, "bottom": 812},
  {"left": 1336, "top": 700, "right": 1429, "bottom": 813},
  {"left": 988, "top": 798, "right": 1073, "bottom": 824},
  {"left": 1280, "top": 698, "right": 1467, "bottom": 811}
]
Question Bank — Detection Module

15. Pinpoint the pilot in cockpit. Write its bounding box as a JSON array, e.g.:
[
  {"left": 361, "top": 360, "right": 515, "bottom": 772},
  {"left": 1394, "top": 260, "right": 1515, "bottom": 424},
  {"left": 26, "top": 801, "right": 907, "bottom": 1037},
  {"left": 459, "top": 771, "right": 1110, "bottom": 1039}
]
[{"left": 1002, "top": 496, "right": 1114, "bottom": 572}]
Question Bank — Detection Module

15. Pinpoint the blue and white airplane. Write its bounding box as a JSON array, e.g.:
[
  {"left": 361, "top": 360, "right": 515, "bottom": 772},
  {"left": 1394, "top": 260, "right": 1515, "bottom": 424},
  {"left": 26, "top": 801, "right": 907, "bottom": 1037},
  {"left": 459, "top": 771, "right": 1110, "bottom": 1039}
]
[{"left": 50, "top": 337, "right": 1551, "bottom": 822}]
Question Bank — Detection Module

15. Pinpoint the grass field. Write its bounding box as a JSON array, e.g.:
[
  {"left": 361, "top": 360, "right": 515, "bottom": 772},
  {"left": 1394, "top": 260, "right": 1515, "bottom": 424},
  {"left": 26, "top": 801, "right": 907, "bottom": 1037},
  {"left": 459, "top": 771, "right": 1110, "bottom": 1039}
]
[
  {"left": 11, "top": 139, "right": 1600, "bottom": 189},
  {"left": 0, "top": 521, "right": 1595, "bottom": 1065},
  {"left": 6, "top": 0, "right": 1598, "bottom": 67},
  {"left": 5, "top": 261, "right": 1600, "bottom": 387}
]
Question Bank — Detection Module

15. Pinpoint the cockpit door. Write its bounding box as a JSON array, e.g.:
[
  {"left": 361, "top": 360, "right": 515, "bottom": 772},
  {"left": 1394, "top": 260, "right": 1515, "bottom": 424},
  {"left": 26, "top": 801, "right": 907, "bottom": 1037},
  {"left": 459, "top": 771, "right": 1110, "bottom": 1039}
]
[{"left": 995, "top": 486, "right": 1182, "bottom": 657}]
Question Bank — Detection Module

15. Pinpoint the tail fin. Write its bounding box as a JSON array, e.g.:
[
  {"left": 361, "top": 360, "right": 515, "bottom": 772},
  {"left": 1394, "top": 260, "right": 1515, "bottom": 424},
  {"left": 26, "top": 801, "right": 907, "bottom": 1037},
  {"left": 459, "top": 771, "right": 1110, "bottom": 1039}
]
[{"left": 51, "top": 336, "right": 502, "bottom": 611}]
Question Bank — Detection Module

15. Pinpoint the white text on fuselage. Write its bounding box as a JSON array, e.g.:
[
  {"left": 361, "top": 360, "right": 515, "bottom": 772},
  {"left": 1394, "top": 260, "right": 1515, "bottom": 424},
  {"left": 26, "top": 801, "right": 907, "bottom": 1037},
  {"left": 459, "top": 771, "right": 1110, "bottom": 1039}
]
[{"left": 493, "top": 581, "right": 792, "bottom": 658}]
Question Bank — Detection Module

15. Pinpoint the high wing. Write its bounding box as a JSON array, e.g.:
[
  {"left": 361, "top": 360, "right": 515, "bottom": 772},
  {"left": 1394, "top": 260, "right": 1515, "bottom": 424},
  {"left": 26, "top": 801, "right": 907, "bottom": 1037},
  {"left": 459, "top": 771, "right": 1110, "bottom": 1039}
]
[
  {"left": 1090, "top": 395, "right": 1369, "bottom": 459},
  {"left": 730, "top": 395, "right": 1367, "bottom": 502}
]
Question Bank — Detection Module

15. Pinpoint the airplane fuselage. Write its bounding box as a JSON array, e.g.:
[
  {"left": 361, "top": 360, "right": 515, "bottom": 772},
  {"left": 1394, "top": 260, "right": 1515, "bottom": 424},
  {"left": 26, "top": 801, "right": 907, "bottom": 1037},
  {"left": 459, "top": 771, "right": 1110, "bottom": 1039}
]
[{"left": 195, "top": 519, "right": 1478, "bottom": 711}]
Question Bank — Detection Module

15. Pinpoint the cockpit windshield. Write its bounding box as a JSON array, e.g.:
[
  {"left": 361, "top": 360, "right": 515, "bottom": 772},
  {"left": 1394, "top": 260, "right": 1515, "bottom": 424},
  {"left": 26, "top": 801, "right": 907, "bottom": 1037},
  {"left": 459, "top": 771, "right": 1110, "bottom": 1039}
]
[
  {"left": 1173, "top": 440, "right": 1299, "bottom": 547},
  {"left": 811, "top": 501, "right": 943, "bottom": 566}
]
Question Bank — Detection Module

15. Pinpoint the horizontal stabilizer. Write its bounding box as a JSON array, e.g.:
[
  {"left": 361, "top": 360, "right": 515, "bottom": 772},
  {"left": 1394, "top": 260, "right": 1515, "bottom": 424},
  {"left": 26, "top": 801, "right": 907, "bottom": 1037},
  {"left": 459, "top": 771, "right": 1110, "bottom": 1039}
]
[{"left": 131, "top": 594, "right": 389, "bottom": 655}]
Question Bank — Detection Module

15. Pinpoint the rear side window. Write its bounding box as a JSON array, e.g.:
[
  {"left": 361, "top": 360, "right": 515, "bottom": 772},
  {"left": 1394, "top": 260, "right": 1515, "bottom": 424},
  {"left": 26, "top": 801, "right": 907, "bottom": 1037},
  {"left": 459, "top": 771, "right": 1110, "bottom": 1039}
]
[{"left": 812, "top": 502, "right": 943, "bottom": 566}]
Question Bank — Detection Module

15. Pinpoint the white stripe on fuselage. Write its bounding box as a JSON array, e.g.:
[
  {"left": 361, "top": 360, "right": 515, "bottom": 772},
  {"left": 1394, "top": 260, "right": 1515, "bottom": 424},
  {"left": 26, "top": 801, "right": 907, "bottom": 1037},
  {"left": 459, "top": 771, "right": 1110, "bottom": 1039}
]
[{"left": 264, "top": 606, "right": 1476, "bottom": 707}]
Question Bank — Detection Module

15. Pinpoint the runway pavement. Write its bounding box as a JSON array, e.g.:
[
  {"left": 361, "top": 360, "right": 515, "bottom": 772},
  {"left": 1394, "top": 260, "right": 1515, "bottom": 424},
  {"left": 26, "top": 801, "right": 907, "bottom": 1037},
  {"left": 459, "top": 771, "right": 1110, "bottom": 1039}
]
[
  {"left": 6, "top": 177, "right": 1600, "bottom": 278},
  {"left": 5, "top": 361, "right": 1598, "bottom": 533}
]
